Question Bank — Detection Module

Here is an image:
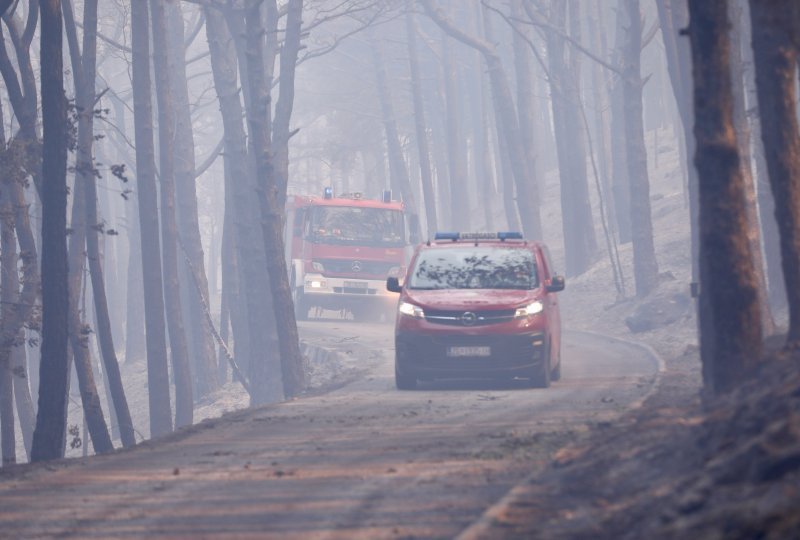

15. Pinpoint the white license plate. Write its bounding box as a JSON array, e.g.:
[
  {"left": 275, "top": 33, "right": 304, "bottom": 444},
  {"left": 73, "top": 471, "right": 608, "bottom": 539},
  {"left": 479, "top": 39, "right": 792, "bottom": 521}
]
[
  {"left": 343, "top": 280, "right": 368, "bottom": 289},
  {"left": 447, "top": 346, "right": 491, "bottom": 357}
]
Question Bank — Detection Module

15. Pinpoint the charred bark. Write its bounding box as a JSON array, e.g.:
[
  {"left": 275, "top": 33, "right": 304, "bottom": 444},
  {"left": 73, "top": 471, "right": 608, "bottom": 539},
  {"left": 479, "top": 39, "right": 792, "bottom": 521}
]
[
  {"left": 689, "top": 0, "right": 762, "bottom": 392},
  {"left": 729, "top": 1, "right": 775, "bottom": 335},
  {"left": 749, "top": 0, "right": 800, "bottom": 346}
]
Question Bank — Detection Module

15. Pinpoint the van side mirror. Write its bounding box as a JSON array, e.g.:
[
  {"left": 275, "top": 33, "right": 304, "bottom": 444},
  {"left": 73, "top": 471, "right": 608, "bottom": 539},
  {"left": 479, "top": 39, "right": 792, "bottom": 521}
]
[
  {"left": 386, "top": 277, "right": 402, "bottom": 293},
  {"left": 546, "top": 275, "right": 565, "bottom": 293}
]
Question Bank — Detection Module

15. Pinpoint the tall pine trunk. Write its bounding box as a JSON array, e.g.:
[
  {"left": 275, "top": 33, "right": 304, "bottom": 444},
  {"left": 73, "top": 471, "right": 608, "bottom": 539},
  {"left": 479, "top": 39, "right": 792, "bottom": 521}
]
[
  {"left": 622, "top": 0, "right": 659, "bottom": 296},
  {"left": 689, "top": 0, "right": 762, "bottom": 392},
  {"left": 131, "top": 0, "right": 172, "bottom": 437},
  {"left": 406, "top": 6, "right": 438, "bottom": 237},
  {"left": 31, "top": 0, "right": 71, "bottom": 462},
  {"left": 167, "top": 3, "right": 219, "bottom": 398},
  {"left": 749, "top": 0, "right": 800, "bottom": 346},
  {"left": 150, "top": 0, "right": 193, "bottom": 428},
  {"left": 64, "top": 0, "right": 135, "bottom": 449}
]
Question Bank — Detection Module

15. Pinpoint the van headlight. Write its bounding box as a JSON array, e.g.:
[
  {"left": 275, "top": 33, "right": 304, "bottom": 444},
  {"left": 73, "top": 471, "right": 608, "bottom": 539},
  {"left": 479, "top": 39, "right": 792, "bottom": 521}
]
[
  {"left": 398, "top": 301, "right": 425, "bottom": 318},
  {"left": 515, "top": 301, "right": 543, "bottom": 318}
]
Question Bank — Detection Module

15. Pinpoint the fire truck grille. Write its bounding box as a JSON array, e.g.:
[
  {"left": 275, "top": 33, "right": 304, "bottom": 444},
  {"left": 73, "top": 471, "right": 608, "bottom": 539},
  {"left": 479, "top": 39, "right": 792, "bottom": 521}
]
[
  {"left": 318, "top": 259, "right": 395, "bottom": 276},
  {"left": 424, "top": 309, "right": 517, "bottom": 326}
]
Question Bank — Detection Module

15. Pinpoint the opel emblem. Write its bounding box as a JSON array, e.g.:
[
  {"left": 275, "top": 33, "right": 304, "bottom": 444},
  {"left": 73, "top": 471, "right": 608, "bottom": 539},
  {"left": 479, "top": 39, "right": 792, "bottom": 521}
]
[
  {"left": 351, "top": 260, "right": 362, "bottom": 272},
  {"left": 461, "top": 312, "right": 477, "bottom": 326}
]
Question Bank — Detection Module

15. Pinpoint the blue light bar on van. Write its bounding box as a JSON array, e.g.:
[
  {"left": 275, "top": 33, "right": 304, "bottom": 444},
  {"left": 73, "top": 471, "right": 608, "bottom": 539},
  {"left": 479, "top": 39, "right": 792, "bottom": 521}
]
[
  {"left": 323, "top": 186, "right": 334, "bottom": 199},
  {"left": 433, "top": 231, "right": 524, "bottom": 242}
]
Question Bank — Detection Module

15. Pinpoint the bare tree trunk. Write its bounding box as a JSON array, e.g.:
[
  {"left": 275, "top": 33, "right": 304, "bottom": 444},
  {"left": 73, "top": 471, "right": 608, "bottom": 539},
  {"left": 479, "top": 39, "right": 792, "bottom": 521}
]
[
  {"left": 224, "top": 3, "right": 282, "bottom": 405},
  {"left": 66, "top": 143, "right": 114, "bottom": 456},
  {"left": 729, "top": 1, "right": 776, "bottom": 335},
  {"left": 371, "top": 34, "right": 420, "bottom": 223},
  {"left": 167, "top": 3, "right": 219, "bottom": 398},
  {"left": 440, "top": 31, "right": 470, "bottom": 231},
  {"left": 478, "top": 2, "right": 538, "bottom": 238},
  {"left": 749, "top": 0, "right": 800, "bottom": 346},
  {"left": 31, "top": 0, "right": 73, "bottom": 461},
  {"left": 587, "top": 1, "right": 617, "bottom": 238},
  {"left": 511, "top": 0, "right": 539, "bottom": 231},
  {"left": 656, "top": 0, "right": 700, "bottom": 281},
  {"left": 406, "top": 7, "right": 438, "bottom": 236},
  {"left": 0, "top": 186, "right": 16, "bottom": 465},
  {"left": 205, "top": 7, "right": 253, "bottom": 387},
  {"left": 12, "top": 337, "right": 34, "bottom": 457},
  {"left": 689, "top": 0, "right": 762, "bottom": 393},
  {"left": 64, "top": 0, "right": 135, "bottom": 449},
  {"left": 735, "top": 0, "right": 785, "bottom": 316},
  {"left": 150, "top": 0, "right": 193, "bottom": 428},
  {"left": 131, "top": 0, "right": 172, "bottom": 437},
  {"left": 609, "top": 4, "right": 632, "bottom": 243},
  {"left": 543, "top": 2, "right": 596, "bottom": 274},
  {"left": 244, "top": 0, "right": 305, "bottom": 399},
  {"left": 622, "top": 0, "right": 659, "bottom": 297}
]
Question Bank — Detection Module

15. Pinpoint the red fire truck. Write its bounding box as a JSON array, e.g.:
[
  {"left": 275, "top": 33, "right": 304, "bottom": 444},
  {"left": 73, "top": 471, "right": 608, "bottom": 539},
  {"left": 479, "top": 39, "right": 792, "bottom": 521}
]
[{"left": 285, "top": 188, "right": 419, "bottom": 322}]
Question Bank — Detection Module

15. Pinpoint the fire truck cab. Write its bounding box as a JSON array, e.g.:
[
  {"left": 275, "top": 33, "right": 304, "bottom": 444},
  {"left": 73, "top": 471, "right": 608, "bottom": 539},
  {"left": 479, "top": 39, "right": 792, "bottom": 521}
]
[{"left": 285, "top": 188, "right": 418, "bottom": 322}]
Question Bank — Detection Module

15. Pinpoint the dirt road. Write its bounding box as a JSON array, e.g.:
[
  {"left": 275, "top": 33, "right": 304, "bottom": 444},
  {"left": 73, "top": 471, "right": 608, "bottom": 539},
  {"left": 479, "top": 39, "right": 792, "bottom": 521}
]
[{"left": 0, "top": 322, "right": 660, "bottom": 539}]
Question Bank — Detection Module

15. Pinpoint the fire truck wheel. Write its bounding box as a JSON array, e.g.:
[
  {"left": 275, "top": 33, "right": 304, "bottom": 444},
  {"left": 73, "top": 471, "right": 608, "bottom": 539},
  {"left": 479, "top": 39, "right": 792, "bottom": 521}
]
[{"left": 294, "top": 288, "right": 309, "bottom": 321}]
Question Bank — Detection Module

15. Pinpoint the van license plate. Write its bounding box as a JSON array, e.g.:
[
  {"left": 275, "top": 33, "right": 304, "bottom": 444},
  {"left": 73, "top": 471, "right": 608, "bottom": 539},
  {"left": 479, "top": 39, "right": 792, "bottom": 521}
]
[
  {"left": 447, "top": 346, "right": 491, "bottom": 357},
  {"left": 344, "top": 281, "right": 368, "bottom": 289}
]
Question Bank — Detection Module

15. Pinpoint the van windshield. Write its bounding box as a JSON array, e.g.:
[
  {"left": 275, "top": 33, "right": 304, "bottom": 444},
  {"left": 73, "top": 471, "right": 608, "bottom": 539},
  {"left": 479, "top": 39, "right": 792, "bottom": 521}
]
[
  {"left": 309, "top": 206, "right": 405, "bottom": 248},
  {"left": 408, "top": 247, "right": 538, "bottom": 290}
]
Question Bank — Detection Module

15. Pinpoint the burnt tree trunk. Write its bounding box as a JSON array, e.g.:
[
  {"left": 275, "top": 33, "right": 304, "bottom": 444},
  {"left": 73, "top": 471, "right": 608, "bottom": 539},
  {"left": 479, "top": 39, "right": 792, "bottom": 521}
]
[
  {"left": 205, "top": 6, "right": 253, "bottom": 386},
  {"left": 260, "top": 0, "right": 307, "bottom": 398},
  {"left": 64, "top": 0, "right": 135, "bottom": 449},
  {"left": 371, "top": 35, "right": 420, "bottom": 226},
  {"left": 440, "top": 31, "right": 470, "bottom": 231},
  {"left": 689, "top": 0, "right": 762, "bottom": 392},
  {"left": 729, "top": 1, "right": 776, "bottom": 335},
  {"left": 622, "top": 0, "right": 659, "bottom": 296},
  {"left": 425, "top": 0, "right": 540, "bottom": 239},
  {"left": 150, "top": 0, "right": 193, "bottom": 428},
  {"left": 656, "top": 0, "right": 700, "bottom": 281},
  {"left": 237, "top": 0, "right": 284, "bottom": 404},
  {"left": 0, "top": 185, "right": 16, "bottom": 465},
  {"left": 131, "top": 0, "right": 172, "bottom": 437},
  {"left": 31, "top": 0, "right": 71, "bottom": 461},
  {"left": 545, "top": 1, "right": 597, "bottom": 272},
  {"left": 749, "top": 0, "right": 800, "bottom": 346},
  {"left": 406, "top": 6, "right": 438, "bottom": 237},
  {"left": 167, "top": 3, "right": 219, "bottom": 398}
]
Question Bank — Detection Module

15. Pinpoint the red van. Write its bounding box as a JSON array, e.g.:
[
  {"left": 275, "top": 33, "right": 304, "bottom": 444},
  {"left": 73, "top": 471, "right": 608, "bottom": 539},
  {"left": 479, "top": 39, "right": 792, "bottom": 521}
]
[{"left": 386, "top": 232, "right": 565, "bottom": 390}]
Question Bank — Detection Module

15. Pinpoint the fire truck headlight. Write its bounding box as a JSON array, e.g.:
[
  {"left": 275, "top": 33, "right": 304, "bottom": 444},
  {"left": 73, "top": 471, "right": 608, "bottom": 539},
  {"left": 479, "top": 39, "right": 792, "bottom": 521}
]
[
  {"left": 308, "top": 280, "right": 327, "bottom": 289},
  {"left": 398, "top": 301, "right": 424, "bottom": 319},
  {"left": 312, "top": 261, "right": 325, "bottom": 272},
  {"left": 388, "top": 266, "right": 404, "bottom": 278}
]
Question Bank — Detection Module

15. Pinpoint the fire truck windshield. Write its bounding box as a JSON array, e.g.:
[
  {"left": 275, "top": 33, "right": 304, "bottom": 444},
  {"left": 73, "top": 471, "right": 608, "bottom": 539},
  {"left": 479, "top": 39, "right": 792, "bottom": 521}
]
[{"left": 309, "top": 206, "right": 406, "bottom": 248}]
